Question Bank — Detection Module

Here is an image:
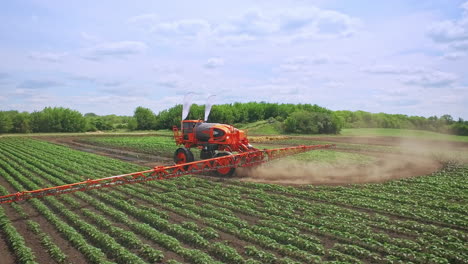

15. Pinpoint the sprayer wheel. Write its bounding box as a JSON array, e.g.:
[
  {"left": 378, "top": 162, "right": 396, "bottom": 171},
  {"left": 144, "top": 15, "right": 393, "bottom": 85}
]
[
  {"left": 174, "top": 148, "right": 194, "bottom": 165},
  {"left": 214, "top": 152, "right": 235, "bottom": 177}
]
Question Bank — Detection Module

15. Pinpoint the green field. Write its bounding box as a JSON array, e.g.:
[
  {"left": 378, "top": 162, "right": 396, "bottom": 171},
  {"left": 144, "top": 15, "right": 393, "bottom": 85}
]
[
  {"left": 0, "top": 137, "right": 467, "bottom": 264},
  {"left": 82, "top": 136, "right": 177, "bottom": 157}
]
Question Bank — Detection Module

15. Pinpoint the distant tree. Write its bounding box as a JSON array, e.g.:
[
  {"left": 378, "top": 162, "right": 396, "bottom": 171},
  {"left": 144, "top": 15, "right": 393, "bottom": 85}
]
[
  {"left": 0, "top": 112, "right": 13, "bottom": 133},
  {"left": 30, "top": 107, "right": 86, "bottom": 133},
  {"left": 187, "top": 104, "right": 204, "bottom": 120},
  {"left": 284, "top": 110, "right": 341, "bottom": 134},
  {"left": 12, "top": 112, "right": 31, "bottom": 133},
  {"left": 127, "top": 118, "right": 138, "bottom": 130},
  {"left": 134, "top": 107, "right": 156, "bottom": 130},
  {"left": 92, "top": 117, "right": 113, "bottom": 131},
  {"left": 440, "top": 114, "right": 454, "bottom": 124}
]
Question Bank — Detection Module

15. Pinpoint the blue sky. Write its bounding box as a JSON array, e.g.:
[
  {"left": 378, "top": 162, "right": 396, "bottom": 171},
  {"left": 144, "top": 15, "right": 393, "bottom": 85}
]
[{"left": 0, "top": 0, "right": 467, "bottom": 118}]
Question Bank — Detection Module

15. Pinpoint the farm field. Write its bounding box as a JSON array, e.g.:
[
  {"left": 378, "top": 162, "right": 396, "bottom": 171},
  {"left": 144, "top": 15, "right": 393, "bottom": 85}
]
[
  {"left": 3, "top": 1, "right": 468, "bottom": 263},
  {"left": 0, "top": 135, "right": 467, "bottom": 264}
]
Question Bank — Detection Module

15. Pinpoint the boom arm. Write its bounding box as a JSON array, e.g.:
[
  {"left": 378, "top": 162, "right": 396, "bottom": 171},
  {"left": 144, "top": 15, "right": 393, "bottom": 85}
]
[{"left": 0, "top": 144, "right": 333, "bottom": 204}]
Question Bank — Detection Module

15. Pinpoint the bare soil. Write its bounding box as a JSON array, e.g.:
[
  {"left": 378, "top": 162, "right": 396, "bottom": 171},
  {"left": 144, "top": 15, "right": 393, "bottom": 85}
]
[{"left": 0, "top": 237, "right": 14, "bottom": 264}]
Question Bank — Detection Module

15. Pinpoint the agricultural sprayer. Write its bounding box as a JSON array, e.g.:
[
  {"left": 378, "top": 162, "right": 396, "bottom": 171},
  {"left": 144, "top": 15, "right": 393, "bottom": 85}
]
[{"left": 0, "top": 100, "right": 333, "bottom": 204}]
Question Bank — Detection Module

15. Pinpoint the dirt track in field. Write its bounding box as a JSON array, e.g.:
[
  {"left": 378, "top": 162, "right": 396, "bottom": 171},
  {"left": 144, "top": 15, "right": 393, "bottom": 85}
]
[
  {"left": 236, "top": 153, "right": 442, "bottom": 185},
  {"left": 238, "top": 135, "right": 468, "bottom": 185},
  {"left": 38, "top": 135, "right": 467, "bottom": 185}
]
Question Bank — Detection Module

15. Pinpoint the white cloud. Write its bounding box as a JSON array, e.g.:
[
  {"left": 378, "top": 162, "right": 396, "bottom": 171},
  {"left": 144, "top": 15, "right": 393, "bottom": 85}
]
[
  {"left": 127, "top": 13, "right": 159, "bottom": 27},
  {"left": 450, "top": 39, "right": 468, "bottom": 50},
  {"left": 363, "top": 65, "right": 424, "bottom": 75},
  {"left": 156, "top": 74, "right": 184, "bottom": 89},
  {"left": 279, "top": 55, "right": 348, "bottom": 73},
  {"left": 83, "top": 41, "right": 148, "bottom": 60},
  {"left": 16, "top": 80, "right": 64, "bottom": 89},
  {"left": 215, "top": 10, "right": 278, "bottom": 36},
  {"left": 427, "top": 1, "right": 468, "bottom": 58},
  {"left": 214, "top": 34, "right": 257, "bottom": 46},
  {"left": 442, "top": 52, "right": 466, "bottom": 60},
  {"left": 28, "top": 52, "right": 67, "bottom": 62},
  {"left": 151, "top": 19, "right": 211, "bottom": 37},
  {"left": 99, "top": 86, "right": 150, "bottom": 97},
  {"left": 428, "top": 20, "right": 468, "bottom": 43},
  {"left": 204, "top": 57, "right": 224, "bottom": 69},
  {"left": 133, "top": 7, "right": 360, "bottom": 45},
  {"left": 364, "top": 65, "right": 458, "bottom": 88},
  {"left": 80, "top": 32, "right": 102, "bottom": 43},
  {"left": 153, "top": 65, "right": 181, "bottom": 74},
  {"left": 280, "top": 57, "right": 308, "bottom": 72},
  {"left": 69, "top": 74, "right": 96, "bottom": 82},
  {"left": 324, "top": 81, "right": 344, "bottom": 89},
  {"left": 401, "top": 71, "right": 458, "bottom": 88},
  {"left": 101, "top": 81, "right": 122, "bottom": 87},
  {"left": 215, "top": 8, "right": 360, "bottom": 44}
]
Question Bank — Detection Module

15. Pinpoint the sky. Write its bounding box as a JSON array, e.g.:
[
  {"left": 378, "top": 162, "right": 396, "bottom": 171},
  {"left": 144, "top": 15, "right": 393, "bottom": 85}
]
[{"left": 0, "top": 0, "right": 467, "bottom": 118}]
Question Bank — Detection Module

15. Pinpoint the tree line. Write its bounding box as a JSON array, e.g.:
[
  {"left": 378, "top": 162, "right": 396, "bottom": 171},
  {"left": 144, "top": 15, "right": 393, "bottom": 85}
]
[
  {"left": 134, "top": 102, "right": 342, "bottom": 134},
  {"left": 0, "top": 107, "right": 135, "bottom": 133},
  {"left": 1, "top": 103, "right": 467, "bottom": 136},
  {"left": 335, "top": 110, "right": 468, "bottom": 135}
]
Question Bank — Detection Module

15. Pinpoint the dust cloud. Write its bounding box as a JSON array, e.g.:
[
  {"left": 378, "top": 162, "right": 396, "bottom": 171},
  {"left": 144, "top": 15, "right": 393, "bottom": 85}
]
[{"left": 238, "top": 137, "right": 466, "bottom": 185}]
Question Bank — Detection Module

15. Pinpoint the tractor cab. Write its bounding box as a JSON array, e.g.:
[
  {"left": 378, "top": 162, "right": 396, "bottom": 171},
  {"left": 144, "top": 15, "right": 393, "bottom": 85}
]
[
  {"left": 173, "top": 120, "right": 203, "bottom": 146},
  {"left": 182, "top": 120, "right": 202, "bottom": 140}
]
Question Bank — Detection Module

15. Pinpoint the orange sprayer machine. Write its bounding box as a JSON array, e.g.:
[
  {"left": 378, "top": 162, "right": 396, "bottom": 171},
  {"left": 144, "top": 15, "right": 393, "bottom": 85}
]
[{"left": 172, "top": 120, "right": 256, "bottom": 176}]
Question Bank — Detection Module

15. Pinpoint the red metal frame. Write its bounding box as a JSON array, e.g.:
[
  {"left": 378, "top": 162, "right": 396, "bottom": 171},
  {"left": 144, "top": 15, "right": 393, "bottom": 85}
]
[{"left": 0, "top": 144, "right": 334, "bottom": 204}]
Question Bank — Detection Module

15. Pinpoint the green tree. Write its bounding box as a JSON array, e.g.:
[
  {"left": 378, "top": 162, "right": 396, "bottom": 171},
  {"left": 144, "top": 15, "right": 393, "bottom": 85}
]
[
  {"left": 30, "top": 107, "right": 86, "bottom": 132},
  {"left": 127, "top": 118, "right": 138, "bottom": 130},
  {"left": 284, "top": 110, "right": 341, "bottom": 134},
  {"left": 0, "top": 112, "right": 13, "bottom": 133},
  {"left": 134, "top": 107, "right": 156, "bottom": 130},
  {"left": 12, "top": 112, "right": 31, "bottom": 133}
]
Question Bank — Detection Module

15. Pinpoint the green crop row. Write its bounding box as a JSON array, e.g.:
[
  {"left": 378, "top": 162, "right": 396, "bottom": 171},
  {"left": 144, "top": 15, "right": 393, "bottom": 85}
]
[{"left": 82, "top": 136, "right": 176, "bottom": 156}]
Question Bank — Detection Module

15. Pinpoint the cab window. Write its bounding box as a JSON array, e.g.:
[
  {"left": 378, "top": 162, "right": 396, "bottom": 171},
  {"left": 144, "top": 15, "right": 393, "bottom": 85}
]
[{"left": 183, "top": 122, "right": 194, "bottom": 133}]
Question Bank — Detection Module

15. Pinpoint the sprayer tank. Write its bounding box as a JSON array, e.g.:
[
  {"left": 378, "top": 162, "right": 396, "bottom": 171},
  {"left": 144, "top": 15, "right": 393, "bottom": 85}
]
[{"left": 195, "top": 123, "right": 219, "bottom": 141}]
